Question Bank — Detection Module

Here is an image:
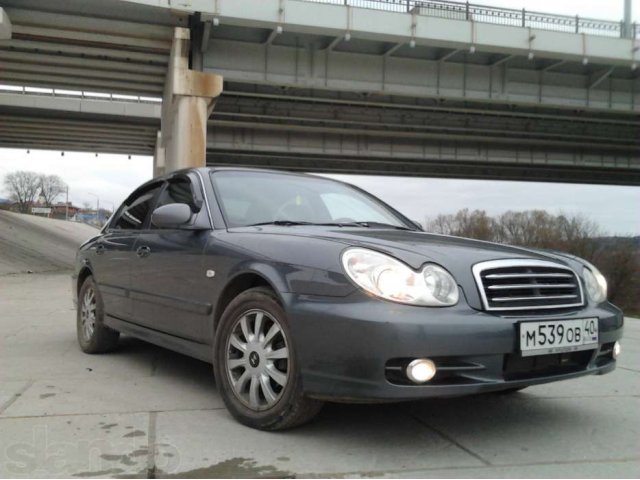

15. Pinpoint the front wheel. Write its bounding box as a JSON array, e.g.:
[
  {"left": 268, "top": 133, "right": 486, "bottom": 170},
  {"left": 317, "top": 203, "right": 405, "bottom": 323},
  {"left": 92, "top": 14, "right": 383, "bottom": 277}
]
[
  {"left": 214, "top": 287, "right": 323, "bottom": 430},
  {"left": 77, "top": 276, "right": 120, "bottom": 354}
]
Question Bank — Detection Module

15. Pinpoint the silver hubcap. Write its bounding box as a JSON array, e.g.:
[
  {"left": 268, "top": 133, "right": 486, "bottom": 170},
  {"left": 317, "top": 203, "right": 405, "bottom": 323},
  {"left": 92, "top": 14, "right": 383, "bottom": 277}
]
[
  {"left": 80, "top": 288, "right": 96, "bottom": 340},
  {"left": 225, "top": 309, "right": 290, "bottom": 411}
]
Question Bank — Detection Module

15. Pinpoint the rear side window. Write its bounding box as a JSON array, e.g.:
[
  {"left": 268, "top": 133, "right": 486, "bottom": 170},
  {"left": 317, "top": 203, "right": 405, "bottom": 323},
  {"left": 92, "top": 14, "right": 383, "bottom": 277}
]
[{"left": 111, "top": 184, "right": 162, "bottom": 230}]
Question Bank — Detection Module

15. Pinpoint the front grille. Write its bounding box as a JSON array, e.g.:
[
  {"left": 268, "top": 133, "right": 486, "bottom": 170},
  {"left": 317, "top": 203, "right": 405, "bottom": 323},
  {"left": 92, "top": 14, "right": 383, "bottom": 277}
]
[{"left": 473, "top": 259, "right": 584, "bottom": 312}]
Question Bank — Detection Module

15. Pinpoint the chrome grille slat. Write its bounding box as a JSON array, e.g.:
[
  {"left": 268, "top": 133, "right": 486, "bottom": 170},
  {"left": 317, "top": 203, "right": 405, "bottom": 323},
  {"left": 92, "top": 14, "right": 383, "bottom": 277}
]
[
  {"left": 485, "top": 273, "right": 573, "bottom": 279},
  {"left": 472, "top": 259, "right": 584, "bottom": 312},
  {"left": 487, "top": 283, "right": 577, "bottom": 290},
  {"left": 492, "top": 294, "right": 579, "bottom": 302}
]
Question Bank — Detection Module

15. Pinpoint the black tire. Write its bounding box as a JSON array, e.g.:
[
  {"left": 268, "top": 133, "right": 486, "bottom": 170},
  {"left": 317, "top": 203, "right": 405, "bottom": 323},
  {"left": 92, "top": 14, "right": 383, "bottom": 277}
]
[
  {"left": 77, "top": 276, "right": 120, "bottom": 354},
  {"left": 213, "top": 287, "right": 323, "bottom": 431}
]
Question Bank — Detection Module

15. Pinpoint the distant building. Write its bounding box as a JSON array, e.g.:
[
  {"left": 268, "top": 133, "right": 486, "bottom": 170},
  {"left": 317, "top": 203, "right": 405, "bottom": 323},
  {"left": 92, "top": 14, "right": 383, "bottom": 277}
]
[{"left": 51, "top": 202, "right": 81, "bottom": 219}]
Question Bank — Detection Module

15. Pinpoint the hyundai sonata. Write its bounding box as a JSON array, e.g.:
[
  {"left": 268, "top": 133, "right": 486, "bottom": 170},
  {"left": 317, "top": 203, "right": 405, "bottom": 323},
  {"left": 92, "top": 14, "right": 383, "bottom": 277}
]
[{"left": 73, "top": 168, "right": 623, "bottom": 430}]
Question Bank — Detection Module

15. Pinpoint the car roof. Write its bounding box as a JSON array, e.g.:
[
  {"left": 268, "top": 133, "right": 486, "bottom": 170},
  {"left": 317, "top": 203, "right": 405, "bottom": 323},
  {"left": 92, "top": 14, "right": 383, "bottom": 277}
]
[{"left": 202, "top": 166, "right": 324, "bottom": 180}]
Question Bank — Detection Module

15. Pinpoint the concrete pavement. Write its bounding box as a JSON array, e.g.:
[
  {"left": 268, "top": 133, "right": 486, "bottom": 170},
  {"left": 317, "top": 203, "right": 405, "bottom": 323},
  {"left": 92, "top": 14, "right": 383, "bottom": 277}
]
[{"left": 0, "top": 272, "right": 638, "bottom": 478}]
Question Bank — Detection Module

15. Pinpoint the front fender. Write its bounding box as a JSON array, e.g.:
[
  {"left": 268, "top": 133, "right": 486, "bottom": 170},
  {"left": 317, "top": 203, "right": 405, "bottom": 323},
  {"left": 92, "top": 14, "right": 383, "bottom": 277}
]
[{"left": 225, "top": 260, "right": 355, "bottom": 297}]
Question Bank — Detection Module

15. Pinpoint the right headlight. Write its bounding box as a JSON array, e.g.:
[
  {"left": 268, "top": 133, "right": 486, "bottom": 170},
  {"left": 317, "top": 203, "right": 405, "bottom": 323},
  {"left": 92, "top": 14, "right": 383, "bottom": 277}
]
[
  {"left": 341, "top": 247, "right": 459, "bottom": 306},
  {"left": 582, "top": 262, "right": 607, "bottom": 304}
]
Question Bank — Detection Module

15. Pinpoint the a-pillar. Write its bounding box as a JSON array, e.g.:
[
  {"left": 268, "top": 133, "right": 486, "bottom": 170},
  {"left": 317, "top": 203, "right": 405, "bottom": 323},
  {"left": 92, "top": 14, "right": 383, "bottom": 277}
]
[{"left": 154, "top": 27, "right": 222, "bottom": 176}]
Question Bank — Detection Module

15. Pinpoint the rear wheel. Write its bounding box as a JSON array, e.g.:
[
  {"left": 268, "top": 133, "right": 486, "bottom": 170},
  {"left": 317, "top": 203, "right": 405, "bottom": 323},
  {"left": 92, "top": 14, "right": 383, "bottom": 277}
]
[
  {"left": 214, "top": 287, "right": 323, "bottom": 430},
  {"left": 77, "top": 276, "right": 119, "bottom": 354}
]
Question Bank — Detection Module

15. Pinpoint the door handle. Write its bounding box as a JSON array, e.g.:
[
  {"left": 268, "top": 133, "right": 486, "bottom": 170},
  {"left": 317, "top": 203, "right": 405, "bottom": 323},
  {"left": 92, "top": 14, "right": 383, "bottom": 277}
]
[
  {"left": 95, "top": 244, "right": 105, "bottom": 255},
  {"left": 136, "top": 246, "right": 151, "bottom": 258}
]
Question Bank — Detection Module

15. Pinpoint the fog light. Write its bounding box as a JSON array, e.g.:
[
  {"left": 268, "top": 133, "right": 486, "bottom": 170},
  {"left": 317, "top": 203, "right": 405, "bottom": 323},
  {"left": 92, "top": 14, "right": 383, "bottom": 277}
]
[
  {"left": 406, "top": 358, "right": 437, "bottom": 383},
  {"left": 613, "top": 341, "right": 621, "bottom": 359}
]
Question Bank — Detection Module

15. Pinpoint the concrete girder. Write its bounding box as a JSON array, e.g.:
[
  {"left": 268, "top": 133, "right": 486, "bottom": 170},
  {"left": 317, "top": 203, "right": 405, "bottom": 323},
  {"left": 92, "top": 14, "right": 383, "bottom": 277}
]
[
  {"left": 207, "top": 118, "right": 638, "bottom": 153},
  {"left": 209, "top": 111, "right": 635, "bottom": 149},
  {"left": 221, "top": 90, "right": 637, "bottom": 126},
  {"left": 10, "top": 24, "right": 171, "bottom": 52},
  {"left": 0, "top": 50, "right": 167, "bottom": 76},
  {"left": 5, "top": 7, "right": 174, "bottom": 42},
  {"left": 204, "top": 39, "right": 640, "bottom": 113},
  {"left": 205, "top": 123, "right": 640, "bottom": 184},
  {"left": 0, "top": 39, "right": 169, "bottom": 65},
  {"left": 0, "top": 60, "right": 165, "bottom": 87},
  {"left": 156, "top": 27, "right": 223, "bottom": 177}
]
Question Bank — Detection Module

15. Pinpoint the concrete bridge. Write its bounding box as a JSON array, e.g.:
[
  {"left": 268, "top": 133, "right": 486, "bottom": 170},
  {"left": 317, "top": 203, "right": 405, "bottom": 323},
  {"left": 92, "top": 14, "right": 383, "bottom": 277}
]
[{"left": 0, "top": 0, "right": 638, "bottom": 184}]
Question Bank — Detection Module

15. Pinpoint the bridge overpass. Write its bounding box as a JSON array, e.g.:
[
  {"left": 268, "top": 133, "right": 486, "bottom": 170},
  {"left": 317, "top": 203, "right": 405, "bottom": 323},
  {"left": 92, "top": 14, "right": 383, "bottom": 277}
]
[{"left": 0, "top": 0, "right": 638, "bottom": 184}]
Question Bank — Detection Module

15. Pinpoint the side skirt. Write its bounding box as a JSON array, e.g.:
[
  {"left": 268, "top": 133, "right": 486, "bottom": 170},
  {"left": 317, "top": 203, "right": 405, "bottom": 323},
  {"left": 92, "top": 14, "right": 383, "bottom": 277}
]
[{"left": 104, "top": 315, "right": 213, "bottom": 364}]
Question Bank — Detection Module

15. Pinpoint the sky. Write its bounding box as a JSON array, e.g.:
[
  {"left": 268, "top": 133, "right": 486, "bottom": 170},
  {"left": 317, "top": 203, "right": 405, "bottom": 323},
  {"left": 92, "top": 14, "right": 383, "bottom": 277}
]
[
  {"left": 0, "top": 150, "right": 152, "bottom": 214},
  {"left": 0, "top": 0, "right": 637, "bottom": 234}
]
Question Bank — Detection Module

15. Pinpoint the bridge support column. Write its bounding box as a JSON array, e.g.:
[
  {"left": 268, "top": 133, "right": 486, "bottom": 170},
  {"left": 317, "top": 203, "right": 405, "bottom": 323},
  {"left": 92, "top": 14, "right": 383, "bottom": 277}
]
[
  {"left": 155, "top": 27, "right": 222, "bottom": 176},
  {"left": 0, "top": 8, "right": 11, "bottom": 40}
]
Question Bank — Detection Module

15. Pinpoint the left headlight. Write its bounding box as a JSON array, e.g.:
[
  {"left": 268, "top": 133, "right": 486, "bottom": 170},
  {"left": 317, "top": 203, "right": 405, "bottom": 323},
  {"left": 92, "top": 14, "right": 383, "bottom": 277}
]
[
  {"left": 341, "top": 247, "right": 459, "bottom": 306},
  {"left": 582, "top": 262, "right": 607, "bottom": 303}
]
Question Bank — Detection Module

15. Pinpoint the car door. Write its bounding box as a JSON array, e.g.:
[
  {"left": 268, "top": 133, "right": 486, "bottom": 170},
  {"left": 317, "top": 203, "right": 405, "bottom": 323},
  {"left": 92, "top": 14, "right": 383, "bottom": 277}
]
[
  {"left": 129, "top": 173, "right": 214, "bottom": 341},
  {"left": 91, "top": 182, "right": 163, "bottom": 321}
]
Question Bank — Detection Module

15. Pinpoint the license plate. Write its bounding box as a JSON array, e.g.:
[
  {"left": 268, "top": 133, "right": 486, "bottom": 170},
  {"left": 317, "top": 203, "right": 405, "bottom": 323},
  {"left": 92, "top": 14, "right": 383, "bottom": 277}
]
[{"left": 520, "top": 318, "right": 598, "bottom": 357}]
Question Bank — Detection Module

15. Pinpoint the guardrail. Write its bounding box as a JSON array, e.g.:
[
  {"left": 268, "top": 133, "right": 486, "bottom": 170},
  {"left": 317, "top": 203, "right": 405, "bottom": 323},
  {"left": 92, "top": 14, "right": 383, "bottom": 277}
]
[{"left": 301, "top": 0, "right": 638, "bottom": 39}]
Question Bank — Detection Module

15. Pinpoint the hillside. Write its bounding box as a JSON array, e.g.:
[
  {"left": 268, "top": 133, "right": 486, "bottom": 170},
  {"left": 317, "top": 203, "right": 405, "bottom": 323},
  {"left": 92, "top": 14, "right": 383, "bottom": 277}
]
[{"left": 0, "top": 211, "right": 98, "bottom": 275}]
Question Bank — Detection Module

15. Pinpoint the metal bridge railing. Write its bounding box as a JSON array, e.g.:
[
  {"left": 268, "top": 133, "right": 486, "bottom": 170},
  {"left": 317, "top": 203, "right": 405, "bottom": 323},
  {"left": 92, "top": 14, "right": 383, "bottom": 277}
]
[{"left": 301, "top": 0, "right": 637, "bottom": 39}]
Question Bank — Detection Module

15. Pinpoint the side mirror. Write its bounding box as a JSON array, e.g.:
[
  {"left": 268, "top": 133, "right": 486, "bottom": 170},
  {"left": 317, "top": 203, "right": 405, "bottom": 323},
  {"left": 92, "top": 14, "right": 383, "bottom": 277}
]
[{"left": 151, "top": 203, "right": 193, "bottom": 229}]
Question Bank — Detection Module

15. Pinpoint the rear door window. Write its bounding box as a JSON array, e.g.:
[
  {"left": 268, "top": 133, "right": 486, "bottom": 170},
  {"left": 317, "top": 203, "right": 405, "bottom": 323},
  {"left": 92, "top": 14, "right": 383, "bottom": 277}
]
[{"left": 111, "top": 183, "right": 163, "bottom": 230}]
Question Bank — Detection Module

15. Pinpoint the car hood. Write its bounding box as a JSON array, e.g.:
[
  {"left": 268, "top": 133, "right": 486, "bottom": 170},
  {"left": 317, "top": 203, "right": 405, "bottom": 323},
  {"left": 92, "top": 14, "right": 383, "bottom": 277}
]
[
  {"left": 232, "top": 226, "right": 583, "bottom": 309},
  {"left": 254, "top": 226, "right": 571, "bottom": 269}
]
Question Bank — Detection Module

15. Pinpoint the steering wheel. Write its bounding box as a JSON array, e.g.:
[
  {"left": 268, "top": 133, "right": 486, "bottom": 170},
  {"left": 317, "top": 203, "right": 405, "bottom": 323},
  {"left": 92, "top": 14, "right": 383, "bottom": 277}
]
[{"left": 274, "top": 198, "right": 315, "bottom": 222}]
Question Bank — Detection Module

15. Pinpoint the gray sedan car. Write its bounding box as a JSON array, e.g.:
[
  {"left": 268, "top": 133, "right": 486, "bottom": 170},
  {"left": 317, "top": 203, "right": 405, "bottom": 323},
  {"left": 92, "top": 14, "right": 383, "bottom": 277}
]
[{"left": 73, "top": 168, "right": 623, "bottom": 430}]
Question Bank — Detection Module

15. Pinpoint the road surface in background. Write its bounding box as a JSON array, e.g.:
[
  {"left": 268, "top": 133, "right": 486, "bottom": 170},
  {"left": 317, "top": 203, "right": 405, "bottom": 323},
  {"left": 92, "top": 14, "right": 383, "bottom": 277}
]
[{"left": 0, "top": 210, "right": 97, "bottom": 275}]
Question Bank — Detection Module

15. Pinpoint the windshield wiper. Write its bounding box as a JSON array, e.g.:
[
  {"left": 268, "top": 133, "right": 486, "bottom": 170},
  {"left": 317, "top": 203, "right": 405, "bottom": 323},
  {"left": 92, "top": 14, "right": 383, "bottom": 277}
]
[
  {"left": 247, "top": 220, "right": 314, "bottom": 227},
  {"left": 349, "top": 221, "right": 417, "bottom": 231},
  {"left": 247, "top": 220, "right": 417, "bottom": 231}
]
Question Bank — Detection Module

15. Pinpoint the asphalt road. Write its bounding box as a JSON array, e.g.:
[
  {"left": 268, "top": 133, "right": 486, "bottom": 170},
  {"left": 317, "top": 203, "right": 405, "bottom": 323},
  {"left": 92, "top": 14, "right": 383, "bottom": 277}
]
[
  {"left": 0, "top": 272, "right": 638, "bottom": 478},
  {"left": 0, "top": 211, "right": 97, "bottom": 275}
]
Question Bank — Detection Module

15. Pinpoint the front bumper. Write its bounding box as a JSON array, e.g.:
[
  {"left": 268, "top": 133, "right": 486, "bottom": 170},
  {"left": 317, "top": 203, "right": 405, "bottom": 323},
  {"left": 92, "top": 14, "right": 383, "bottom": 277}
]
[{"left": 284, "top": 291, "right": 623, "bottom": 401}]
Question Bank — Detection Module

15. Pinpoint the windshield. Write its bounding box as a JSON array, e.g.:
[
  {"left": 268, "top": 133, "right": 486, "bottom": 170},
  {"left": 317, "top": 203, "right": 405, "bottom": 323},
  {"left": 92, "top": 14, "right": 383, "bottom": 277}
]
[{"left": 210, "top": 170, "right": 413, "bottom": 229}]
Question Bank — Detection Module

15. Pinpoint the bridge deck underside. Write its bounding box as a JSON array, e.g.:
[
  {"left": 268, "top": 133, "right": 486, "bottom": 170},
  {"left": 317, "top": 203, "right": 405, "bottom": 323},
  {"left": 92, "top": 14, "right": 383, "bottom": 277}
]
[
  {"left": 204, "top": 81, "right": 640, "bottom": 185},
  {"left": 0, "top": 107, "right": 158, "bottom": 156},
  {"left": 200, "top": 23, "right": 639, "bottom": 184}
]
